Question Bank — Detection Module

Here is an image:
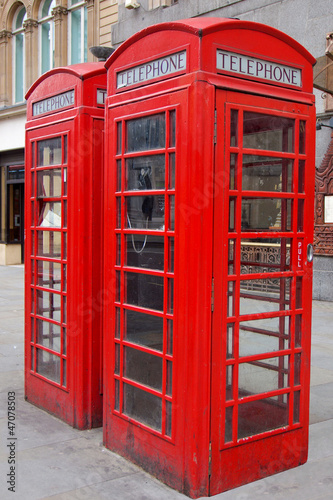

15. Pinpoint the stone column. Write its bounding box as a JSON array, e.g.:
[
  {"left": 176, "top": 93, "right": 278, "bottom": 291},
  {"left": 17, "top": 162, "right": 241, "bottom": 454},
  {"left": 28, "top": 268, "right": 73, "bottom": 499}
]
[
  {"left": 0, "top": 30, "right": 12, "bottom": 106},
  {"left": 23, "top": 19, "right": 39, "bottom": 92},
  {"left": 52, "top": 5, "right": 68, "bottom": 68}
]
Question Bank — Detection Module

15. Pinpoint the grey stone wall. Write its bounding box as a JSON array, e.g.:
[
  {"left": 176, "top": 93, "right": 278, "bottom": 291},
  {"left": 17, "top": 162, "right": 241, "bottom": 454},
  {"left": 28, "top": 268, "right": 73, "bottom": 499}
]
[{"left": 313, "top": 256, "right": 333, "bottom": 301}]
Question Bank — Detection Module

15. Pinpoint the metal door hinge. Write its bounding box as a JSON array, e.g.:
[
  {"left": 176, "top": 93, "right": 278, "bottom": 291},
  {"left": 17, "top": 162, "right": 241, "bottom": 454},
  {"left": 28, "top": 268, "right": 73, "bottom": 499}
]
[
  {"left": 209, "top": 442, "right": 212, "bottom": 476},
  {"left": 211, "top": 277, "right": 215, "bottom": 312},
  {"left": 214, "top": 109, "right": 217, "bottom": 144}
]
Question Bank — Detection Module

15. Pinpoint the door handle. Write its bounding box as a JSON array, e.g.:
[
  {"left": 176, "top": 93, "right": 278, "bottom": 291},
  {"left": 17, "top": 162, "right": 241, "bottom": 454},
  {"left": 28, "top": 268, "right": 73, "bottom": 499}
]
[{"left": 307, "top": 244, "right": 314, "bottom": 263}]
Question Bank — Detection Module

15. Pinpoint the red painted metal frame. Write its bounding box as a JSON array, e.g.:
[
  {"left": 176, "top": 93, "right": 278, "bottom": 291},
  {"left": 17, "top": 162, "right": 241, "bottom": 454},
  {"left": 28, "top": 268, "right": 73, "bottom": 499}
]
[
  {"left": 102, "top": 17, "right": 316, "bottom": 498},
  {"left": 25, "top": 63, "right": 106, "bottom": 429}
]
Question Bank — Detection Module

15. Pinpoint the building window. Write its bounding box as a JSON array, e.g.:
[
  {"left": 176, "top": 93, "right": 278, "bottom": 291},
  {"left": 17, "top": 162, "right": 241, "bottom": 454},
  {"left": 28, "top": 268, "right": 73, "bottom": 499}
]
[
  {"left": 68, "top": 0, "right": 87, "bottom": 64},
  {"left": 39, "top": 0, "right": 56, "bottom": 75},
  {"left": 12, "top": 5, "right": 27, "bottom": 103}
]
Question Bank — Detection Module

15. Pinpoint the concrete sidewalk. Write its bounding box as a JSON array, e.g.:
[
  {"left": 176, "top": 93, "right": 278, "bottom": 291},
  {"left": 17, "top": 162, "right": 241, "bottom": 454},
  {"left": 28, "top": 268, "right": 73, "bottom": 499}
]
[{"left": 0, "top": 265, "right": 332, "bottom": 500}]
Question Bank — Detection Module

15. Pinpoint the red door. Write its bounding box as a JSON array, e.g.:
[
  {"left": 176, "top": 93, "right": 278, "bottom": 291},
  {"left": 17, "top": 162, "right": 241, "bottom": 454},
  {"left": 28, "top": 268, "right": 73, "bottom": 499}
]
[
  {"left": 210, "top": 90, "right": 315, "bottom": 494},
  {"left": 103, "top": 90, "right": 190, "bottom": 491}
]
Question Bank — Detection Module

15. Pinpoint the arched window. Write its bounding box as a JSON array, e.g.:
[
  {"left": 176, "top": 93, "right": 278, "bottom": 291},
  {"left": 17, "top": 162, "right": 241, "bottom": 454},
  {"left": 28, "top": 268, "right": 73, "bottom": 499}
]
[
  {"left": 12, "top": 5, "right": 27, "bottom": 103},
  {"left": 68, "top": 0, "right": 87, "bottom": 64},
  {"left": 39, "top": 0, "right": 56, "bottom": 74}
]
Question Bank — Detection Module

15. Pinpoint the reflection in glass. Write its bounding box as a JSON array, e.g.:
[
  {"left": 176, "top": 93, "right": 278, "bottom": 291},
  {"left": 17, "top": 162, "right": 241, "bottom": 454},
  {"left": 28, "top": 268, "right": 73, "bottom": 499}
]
[
  {"left": 169, "top": 110, "right": 176, "bottom": 147},
  {"left": 124, "top": 309, "right": 163, "bottom": 351},
  {"left": 37, "top": 289, "right": 61, "bottom": 321},
  {"left": 169, "top": 153, "right": 176, "bottom": 189},
  {"left": 242, "top": 156, "right": 293, "bottom": 192},
  {"left": 126, "top": 114, "right": 165, "bottom": 152},
  {"left": 238, "top": 356, "right": 289, "bottom": 397},
  {"left": 238, "top": 396, "right": 288, "bottom": 439},
  {"left": 124, "top": 346, "right": 163, "bottom": 390},
  {"left": 293, "top": 391, "right": 300, "bottom": 424},
  {"left": 37, "top": 230, "right": 61, "bottom": 257},
  {"left": 230, "top": 109, "right": 238, "bottom": 147},
  {"left": 38, "top": 201, "right": 61, "bottom": 228},
  {"left": 298, "top": 160, "right": 305, "bottom": 193},
  {"left": 225, "top": 406, "right": 233, "bottom": 443},
  {"left": 125, "top": 272, "right": 164, "bottom": 311},
  {"left": 228, "top": 239, "right": 236, "bottom": 274},
  {"left": 239, "top": 316, "right": 290, "bottom": 357},
  {"left": 230, "top": 154, "right": 237, "bottom": 190},
  {"left": 37, "top": 260, "right": 61, "bottom": 290},
  {"left": 38, "top": 137, "right": 62, "bottom": 166},
  {"left": 126, "top": 155, "right": 165, "bottom": 191},
  {"left": 243, "top": 112, "right": 294, "bottom": 152},
  {"left": 123, "top": 383, "right": 162, "bottom": 431},
  {"left": 299, "top": 121, "right": 306, "bottom": 154},
  {"left": 37, "top": 169, "right": 62, "bottom": 197},
  {"left": 241, "top": 198, "right": 292, "bottom": 231},
  {"left": 36, "top": 348, "right": 61, "bottom": 383},
  {"left": 227, "top": 323, "right": 234, "bottom": 359},
  {"left": 126, "top": 196, "right": 164, "bottom": 230},
  {"left": 165, "top": 400, "right": 172, "bottom": 437},
  {"left": 126, "top": 235, "right": 164, "bottom": 270},
  {"left": 240, "top": 238, "right": 291, "bottom": 274},
  {"left": 36, "top": 319, "right": 61, "bottom": 352},
  {"left": 240, "top": 277, "right": 291, "bottom": 315}
]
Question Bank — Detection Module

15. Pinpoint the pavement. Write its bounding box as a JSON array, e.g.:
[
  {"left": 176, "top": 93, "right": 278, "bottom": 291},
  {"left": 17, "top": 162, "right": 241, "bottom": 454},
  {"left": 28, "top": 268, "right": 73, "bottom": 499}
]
[{"left": 0, "top": 264, "right": 332, "bottom": 500}]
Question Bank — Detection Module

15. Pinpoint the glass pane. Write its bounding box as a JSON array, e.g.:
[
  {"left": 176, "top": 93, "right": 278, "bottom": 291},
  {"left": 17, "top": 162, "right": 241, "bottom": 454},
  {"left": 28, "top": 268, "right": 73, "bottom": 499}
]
[
  {"left": 169, "top": 195, "right": 175, "bottom": 231},
  {"left": 166, "top": 361, "right": 172, "bottom": 396},
  {"left": 238, "top": 396, "right": 288, "bottom": 439},
  {"left": 124, "top": 346, "right": 163, "bottom": 391},
  {"left": 115, "top": 307, "right": 120, "bottom": 339},
  {"left": 239, "top": 316, "right": 290, "bottom": 357},
  {"left": 167, "top": 319, "right": 173, "bottom": 355},
  {"left": 117, "top": 160, "right": 122, "bottom": 192},
  {"left": 38, "top": 201, "right": 61, "bottom": 228},
  {"left": 165, "top": 400, "right": 172, "bottom": 437},
  {"left": 126, "top": 195, "right": 164, "bottom": 230},
  {"left": 123, "top": 383, "right": 162, "bottom": 431},
  {"left": 124, "top": 309, "right": 163, "bottom": 351},
  {"left": 37, "top": 230, "right": 61, "bottom": 257},
  {"left": 243, "top": 112, "right": 294, "bottom": 152},
  {"left": 126, "top": 234, "right": 164, "bottom": 270},
  {"left": 226, "top": 323, "right": 234, "bottom": 359},
  {"left": 240, "top": 238, "right": 291, "bottom": 274},
  {"left": 37, "top": 289, "right": 61, "bottom": 321},
  {"left": 293, "top": 391, "right": 300, "bottom": 424},
  {"left": 36, "top": 349, "right": 60, "bottom": 383},
  {"left": 169, "top": 110, "right": 176, "bottom": 147},
  {"left": 71, "top": 8, "right": 81, "bottom": 64},
  {"left": 299, "top": 121, "right": 306, "bottom": 154},
  {"left": 168, "top": 278, "right": 174, "bottom": 314},
  {"left": 229, "top": 154, "right": 237, "bottom": 190},
  {"left": 228, "top": 239, "right": 236, "bottom": 274},
  {"left": 168, "top": 237, "right": 174, "bottom": 272},
  {"left": 242, "top": 156, "right": 293, "bottom": 192},
  {"left": 36, "top": 319, "right": 61, "bottom": 352},
  {"left": 63, "top": 136, "right": 67, "bottom": 165},
  {"left": 230, "top": 109, "right": 238, "bottom": 147},
  {"left": 126, "top": 114, "right": 165, "bottom": 152},
  {"left": 227, "top": 281, "right": 235, "bottom": 317},
  {"left": 225, "top": 406, "right": 233, "bottom": 443},
  {"left": 241, "top": 198, "right": 292, "bottom": 232},
  {"left": 37, "top": 260, "right": 61, "bottom": 290},
  {"left": 126, "top": 155, "right": 165, "bottom": 191},
  {"left": 117, "top": 122, "right": 122, "bottom": 155},
  {"left": 229, "top": 198, "right": 235, "bottom": 231},
  {"left": 239, "top": 355, "right": 289, "bottom": 397},
  {"left": 15, "top": 33, "right": 24, "bottom": 103},
  {"left": 240, "top": 277, "right": 291, "bottom": 315},
  {"left": 125, "top": 272, "right": 164, "bottom": 311},
  {"left": 62, "top": 359, "right": 66, "bottom": 386},
  {"left": 226, "top": 365, "right": 233, "bottom": 400},
  {"left": 37, "top": 169, "right": 62, "bottom": 198},
  {"left": 41, "top": 22, "right": 51, "bottom": 74},
  {"left": 38, "top": 138, "right": 62, "bottom": 166},
  {"left": 169, "top": 153, "right": 176, "bottom": 189},
  {"left": 298, "top": 160, "right": 305, "bottom": 193}
]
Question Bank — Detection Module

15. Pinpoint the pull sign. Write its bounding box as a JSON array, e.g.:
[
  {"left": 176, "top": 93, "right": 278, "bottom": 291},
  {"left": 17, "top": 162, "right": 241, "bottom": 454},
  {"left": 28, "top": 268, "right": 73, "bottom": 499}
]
[{"left": 297, "top": 240, "right": 303, "bottom": 269}]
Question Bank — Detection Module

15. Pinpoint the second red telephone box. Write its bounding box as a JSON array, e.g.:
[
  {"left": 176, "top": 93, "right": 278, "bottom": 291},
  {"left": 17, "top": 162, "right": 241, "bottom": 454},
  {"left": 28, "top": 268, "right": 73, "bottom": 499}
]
[
  {"left": 25, "top": 63, "right": 106, "bottom": 429},
  {"left": 103, "top": 18, "right": 316, "bottom": 496}
]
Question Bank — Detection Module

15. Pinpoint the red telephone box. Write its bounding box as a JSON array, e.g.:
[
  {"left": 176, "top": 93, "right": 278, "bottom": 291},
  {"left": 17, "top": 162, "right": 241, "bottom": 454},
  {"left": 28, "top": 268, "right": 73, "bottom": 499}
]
[
  {"left": 25, "top": 63, "right": 106, "bottom": 429},
  {"left": 103, "top": 18, "right": 316, "bottom": 497}
]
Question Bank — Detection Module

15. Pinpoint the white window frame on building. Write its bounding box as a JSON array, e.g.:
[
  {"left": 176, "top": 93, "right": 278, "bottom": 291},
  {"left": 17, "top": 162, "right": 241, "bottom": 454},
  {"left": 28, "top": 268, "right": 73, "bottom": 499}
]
[
  {"left": 39, "top": 0, "right": 56, "bottom": 75},
  {"left": 68, "top": 0, "right": 88, "bottom": 64},
  {"left": 12, "top": 5, "right": 27, "bottom": 103}
]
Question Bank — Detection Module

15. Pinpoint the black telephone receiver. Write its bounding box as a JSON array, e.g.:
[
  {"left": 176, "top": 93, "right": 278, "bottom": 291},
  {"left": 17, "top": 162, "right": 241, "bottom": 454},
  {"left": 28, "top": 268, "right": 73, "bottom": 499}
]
[{"left": 138, "top": 167, "right": 154, "bottom": 220}]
